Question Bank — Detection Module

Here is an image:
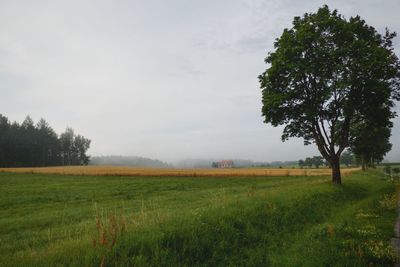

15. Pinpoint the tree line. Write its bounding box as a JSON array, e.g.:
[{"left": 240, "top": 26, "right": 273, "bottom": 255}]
[
  {"left": 299, "top": 151, "right": 356, "bottom": 168},
  {"left": 298, "top": 156, "right": 325, "bottom": 168},
  {"left": 0, "top": 114, "right": 91, "bottom": 167},
  {"left": 298, "top": 149, "right": 384, "bottom": 169}
]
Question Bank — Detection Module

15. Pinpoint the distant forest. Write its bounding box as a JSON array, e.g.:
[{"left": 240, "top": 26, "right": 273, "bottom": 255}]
[
  {"left": 0, "top": 114, "right": 91, "bottom": 167},
  {"left": 90, "top": 155, "right": 171, "bottom": 168}
]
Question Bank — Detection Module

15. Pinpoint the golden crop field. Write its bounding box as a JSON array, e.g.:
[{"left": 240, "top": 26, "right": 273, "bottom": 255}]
[{"left": 0, "top": 165, "right": 360, "bottom": 177}]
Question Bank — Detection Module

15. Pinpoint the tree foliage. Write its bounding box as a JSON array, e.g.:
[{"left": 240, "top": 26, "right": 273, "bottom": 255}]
[
  {"left": 299, "top": 156, "right": 324, "bottom": 168},
  {"left": 298, "top": 159, "right": 305, "bottom": 168},
  {"left": 312, "top": 156, "right": 324, "bottom": 168},
  {"left": 349, "top": 118, "right": 392, "bottom": 169},
  {"left": 340, "top": 150, "right": 355, "bottom": 167},
  {"left": 305, "top": 157, "right": 313, "bottom": 168},
  {"left": 259, "top": 5, "right": 400, "bottom": 184},
  {"left": 0, "top": 114, "right": 91, "bottom": 167}
]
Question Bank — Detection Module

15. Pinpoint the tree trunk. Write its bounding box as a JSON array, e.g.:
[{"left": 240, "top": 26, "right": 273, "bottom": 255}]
[
  {"left": 361, "top": 154, "right": 367, "bottom": 171},
  {"left": 331, "top": 157, "right": 342, "bottom": 184},
  {"left": 361, "top": 162, "right": 366, "bottom": 171}
]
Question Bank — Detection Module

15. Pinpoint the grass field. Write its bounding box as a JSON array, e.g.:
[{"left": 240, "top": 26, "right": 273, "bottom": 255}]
[
  {"left": 0, "top": 169, "right": 397, "bottom": 266},
  {"left": 0, "top": 165, "right": 360, "bottom": 177}
]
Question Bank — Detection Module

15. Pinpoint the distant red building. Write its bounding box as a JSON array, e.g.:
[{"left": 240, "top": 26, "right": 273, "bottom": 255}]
[{"left": 218, "top": 160, "right": 234, "bottom": 168}]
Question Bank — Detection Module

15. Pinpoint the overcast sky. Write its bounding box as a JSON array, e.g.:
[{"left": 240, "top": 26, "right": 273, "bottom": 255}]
[{"left": 1, "top": 0, "right": 399, "bottom": 163}]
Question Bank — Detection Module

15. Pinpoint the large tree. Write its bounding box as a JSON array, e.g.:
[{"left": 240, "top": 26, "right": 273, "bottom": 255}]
[
  {"left": 350, "top": 123, "right": 392, "bottom": 170},
  {"left": 0, "top": 115, "right": 10, "bottom": 167},
  {"left": 259, "top": 6, "right": 400, "bottom": 184},
  {"left": 36, "top": 118, "right": 60, "bottom": 166},
  {"left": 59, "top": 127, "right": 75, "bottom": 165},
  {"left": 73, "top": 134, "right": 91, "bottom": 165}
]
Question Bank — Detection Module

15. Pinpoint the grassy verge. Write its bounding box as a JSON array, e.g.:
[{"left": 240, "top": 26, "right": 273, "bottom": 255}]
[{"left": 0, "top": 170, "right": 397, "bottom": 266}]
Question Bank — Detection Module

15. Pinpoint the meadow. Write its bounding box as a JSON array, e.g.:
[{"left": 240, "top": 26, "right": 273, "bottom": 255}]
[{"left": 0, "top": 169, "right": 397, "bottom": 266}]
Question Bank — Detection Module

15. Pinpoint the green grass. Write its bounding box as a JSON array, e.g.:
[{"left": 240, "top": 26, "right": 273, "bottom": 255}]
[{"left": 0, "top": 170, "right": 397, "bottom": 266}]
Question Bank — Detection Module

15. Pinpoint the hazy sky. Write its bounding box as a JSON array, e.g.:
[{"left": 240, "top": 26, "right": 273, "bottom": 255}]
[{"left": 1, "top": 0, "right": 399, "bottom": 162}]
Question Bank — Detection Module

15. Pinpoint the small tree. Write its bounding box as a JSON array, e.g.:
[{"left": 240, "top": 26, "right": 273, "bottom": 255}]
[
  {"left": 305, "top": 157, "right": 313, "bottom": 168},
  {"left": 298, "top": 159, "right": 305, "bottom": 168},
  {"left": 312, "top": 156, "right": 324, "bottom": 169},
  {"left": 340, "top": 150, "right": 354, "bottom": 167},
  {"left": 259, "top": 6, "right": 400, "bottom": 184}
]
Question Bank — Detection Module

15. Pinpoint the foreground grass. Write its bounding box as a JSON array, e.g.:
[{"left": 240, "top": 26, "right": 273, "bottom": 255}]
[{"left": 0, "top": 170, "right": 397, "bottom": 266}]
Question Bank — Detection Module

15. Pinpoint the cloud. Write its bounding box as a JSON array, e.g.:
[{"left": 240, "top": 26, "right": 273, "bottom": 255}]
[{"left": 0, "top": 0, "right": 399, "bottom": 162}]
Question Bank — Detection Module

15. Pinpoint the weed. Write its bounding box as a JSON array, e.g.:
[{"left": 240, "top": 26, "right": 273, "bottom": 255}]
[
  {"left": 246, "top": 186, "right": 257, "bottom": 197},
  {"left": 379, "top": 193, "right": 397, "bottom": 210},
  {"left": 93, "top": 212, "right": 127, "bottom": 250}
]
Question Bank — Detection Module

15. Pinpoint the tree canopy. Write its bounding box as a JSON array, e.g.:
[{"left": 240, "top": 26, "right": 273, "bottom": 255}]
[{"left": 259, "top": 5, "right": 400, "bottom": 184}]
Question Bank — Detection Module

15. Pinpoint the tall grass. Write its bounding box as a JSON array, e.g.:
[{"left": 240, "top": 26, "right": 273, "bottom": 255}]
[{"left": 0, "top": 170, "right": 396, "bottom": 266}]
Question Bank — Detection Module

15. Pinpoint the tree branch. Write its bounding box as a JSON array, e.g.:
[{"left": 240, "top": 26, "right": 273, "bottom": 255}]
[
  {"left": 312, "top": 121, "right": 332, "bottom": 161},
  {"left": 336, "top": 113, "right": 353, "bottom": 157},
  {"left": 319, "top": 119, "right": 332, "bottom": 148}
]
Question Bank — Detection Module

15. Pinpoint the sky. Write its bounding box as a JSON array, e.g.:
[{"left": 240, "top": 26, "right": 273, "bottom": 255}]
[{"left": 1, "top": 0, "right": 399, "bottom": 163}]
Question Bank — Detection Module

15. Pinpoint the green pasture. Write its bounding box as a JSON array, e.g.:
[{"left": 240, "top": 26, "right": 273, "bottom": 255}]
[{"left": 0, "top": 170, "right": 397, "bottom": 266}]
